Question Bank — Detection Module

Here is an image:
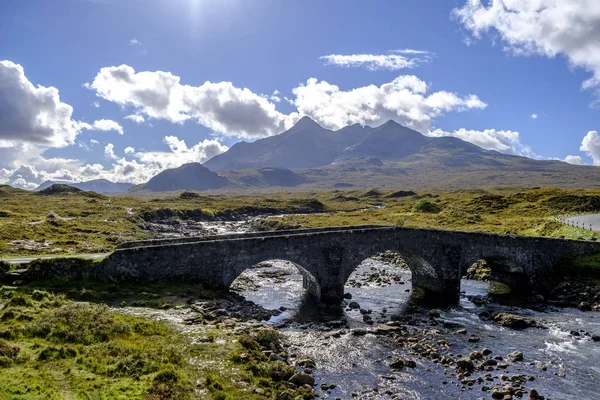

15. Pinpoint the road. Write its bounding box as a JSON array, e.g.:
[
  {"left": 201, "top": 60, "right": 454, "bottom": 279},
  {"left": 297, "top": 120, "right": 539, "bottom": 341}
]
[
  {"left": 562, "top": 214, "right": 600, "bottom": 232},
  {"left": 1, "top": 253, "right": 109, "bottom": 265}
]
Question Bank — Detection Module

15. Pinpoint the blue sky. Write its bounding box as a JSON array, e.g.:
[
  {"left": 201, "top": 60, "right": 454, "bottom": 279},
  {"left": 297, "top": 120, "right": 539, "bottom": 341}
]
[{"left": 1, "top": 0, "right": 599, "bottom": 188}]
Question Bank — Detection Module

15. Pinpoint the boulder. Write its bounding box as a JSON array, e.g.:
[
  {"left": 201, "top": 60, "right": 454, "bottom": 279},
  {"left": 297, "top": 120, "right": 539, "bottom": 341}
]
[
  {"left": 288, "top": 372, "right": 315, "bottom": 387},
  {"left": 508, "top": 351, "right": 523, "bottom": 362},
  {"left": 389, "top": 358, "right": 416, "bottom": 369},
  {"left": 295, "top": 355, "right": 316, "bottom": 369},
  {"left": 493, "top": 313, "right": 538, "bottom": 330},
  {"left": 456, "top": 357, "right": 475, "bottom": 372}
]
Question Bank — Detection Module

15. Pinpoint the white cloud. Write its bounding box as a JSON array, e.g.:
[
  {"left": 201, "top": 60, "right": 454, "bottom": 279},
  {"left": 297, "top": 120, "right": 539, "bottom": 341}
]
[
  {"left": 564, "top": 155, "right": 585, "bottom": 165},
  {"left": 92, "top": 101, "right": 100, "bottom": 108},
  {"left": 90, "top": 139, "right": 99, "bottom": 145},
  {"left": 320, "top": 51, "right": 433, "bottom": 71},
  {"left": 530, "top": 113, "right": 538, "bottom": 119},
  {"left": 80, "top": 119, "right": 124, "bottom": 134},
  {"left": 0, "top": 60, "right": 81, "bottom": 147},
  {"left": 428, "top": 127, "right": 533, "bottom": 156},
  {"left": 580, "top": 130, "right": 600, "bottom": 165},
  {"left": 86, "top": 64, "right": 296, "bottom": 138},
  {"left": 104, "top": 143, "right": 117, "bottom": 160},
  {"left": 269, "top": 90, "right": 281, "bottom": 103},
  {"left": 136, "top": 136, "right": 228, "bottom": 168},
  {"left": 453, "top": 0, "right": 600, "bottom": 98},
  {"left": 292, "top": 75, "right": 487, "bottom": 132},
  {"left": 2, "top": 162, "right": 81, "bottom": 190},
  {"left": 128, "top": 38, "right": 147, "bottom": 55},
  {"left": 78, "top": 136, "right": 229, "bottom": 186},
  {"left": 391, "top": 49, "right": 432, "bottom": 55},
  {"left": 124, "top": 114, "right": 145, "bottom": 124}
]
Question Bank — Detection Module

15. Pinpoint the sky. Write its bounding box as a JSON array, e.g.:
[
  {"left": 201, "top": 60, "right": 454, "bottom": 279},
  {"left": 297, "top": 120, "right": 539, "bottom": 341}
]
[{"left": 1, "top": 0, "right": 600, "bottom": 189}]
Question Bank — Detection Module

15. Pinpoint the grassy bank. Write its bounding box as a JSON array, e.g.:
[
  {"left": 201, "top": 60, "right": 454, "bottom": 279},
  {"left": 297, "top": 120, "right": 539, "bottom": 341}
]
[
  {"left": 256, "top": 187, "right": 600, "bottom": 241},
  {"left": 0, "top": 286, "right": 311, "bottom": 399}
]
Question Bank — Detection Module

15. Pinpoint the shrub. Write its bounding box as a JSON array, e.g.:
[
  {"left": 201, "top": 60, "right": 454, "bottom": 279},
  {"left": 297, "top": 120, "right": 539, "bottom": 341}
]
[
  {"left": 411, "top": 199, "right": 441, "bottom": 213},
  {"left": 248, "top": 361, "right": 294, "bottom": 381},
  {"left": 29, "top": 303, "right": 131, "bottom": 345},
  {"left": 148, "top": 369, "right": 193, "bottom": 399},
  {"left": 38, "top": 345, "right": 77, "bottom": 361},
  {"left": 238, "top": 335, "right": 260, "bottom": 351},
  {"left": 254, "top": 329, "right": 282, "bottom": 349}
]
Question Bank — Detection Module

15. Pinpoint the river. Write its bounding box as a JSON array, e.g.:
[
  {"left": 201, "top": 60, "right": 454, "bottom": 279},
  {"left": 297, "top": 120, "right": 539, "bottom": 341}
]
[{"left": 231, "top": 258, "right": 600, "bottom": 399}]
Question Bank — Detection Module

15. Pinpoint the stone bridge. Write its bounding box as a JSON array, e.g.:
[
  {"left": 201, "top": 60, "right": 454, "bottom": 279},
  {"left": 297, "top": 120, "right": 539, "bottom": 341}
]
[{"left": 88, "top": 225, "right": 600, "bottom": 305}]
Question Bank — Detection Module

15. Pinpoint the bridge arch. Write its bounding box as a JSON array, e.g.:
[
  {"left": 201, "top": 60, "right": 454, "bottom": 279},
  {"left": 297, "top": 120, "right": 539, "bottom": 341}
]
[
  {"left": 337, "top": 243, "right": 452, "bottom": 305},
  {"left": 227, "top": 259, "right": 321, "bottom": 301},
  {"left": 461, "top": 254, "right": 531, "bottom": 293}
]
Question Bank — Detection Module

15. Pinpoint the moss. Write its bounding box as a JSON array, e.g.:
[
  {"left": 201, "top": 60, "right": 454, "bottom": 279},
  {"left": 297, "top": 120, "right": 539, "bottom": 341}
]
[
  {"left": 489, "top": 281, "right": 512, "bottom": 295},
  {"left": 412, "top": 199, "right": 441, "bottom": 213}
]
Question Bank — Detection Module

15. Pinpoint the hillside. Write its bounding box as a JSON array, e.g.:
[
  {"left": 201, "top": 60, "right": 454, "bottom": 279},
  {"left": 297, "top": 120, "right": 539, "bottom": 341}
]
[
  {"left": 35, "top": 179, "right": 133, "bottom": 194},
  {"left": 131, "top": 162, "right": 230, "bottom": 192}
]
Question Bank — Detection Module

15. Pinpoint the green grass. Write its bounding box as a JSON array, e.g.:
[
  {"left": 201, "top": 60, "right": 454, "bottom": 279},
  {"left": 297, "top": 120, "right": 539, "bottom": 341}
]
[
  {"left": 0, "top": 187, "right": 376, "bottom": 257},
  {"left": 254, "top": 187, "right": 600, "bottom": 241},
  {"left": 0, "top": 285, "right": 315, "bottom": 399},
  {"left": 0, "top": 288, "right": 194, "bottom": 399}
]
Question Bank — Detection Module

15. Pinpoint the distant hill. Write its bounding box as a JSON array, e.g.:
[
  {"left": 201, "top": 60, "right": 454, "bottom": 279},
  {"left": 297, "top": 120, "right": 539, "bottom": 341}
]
[
  {"left": 132, "top": 163, "right": 230, "bottom": 192},
  {"left": 35, "top": 179, "right": 133, "bottom": 194},
  {"left": 35, "top": 184, "right": 107, "bottom": 198}
]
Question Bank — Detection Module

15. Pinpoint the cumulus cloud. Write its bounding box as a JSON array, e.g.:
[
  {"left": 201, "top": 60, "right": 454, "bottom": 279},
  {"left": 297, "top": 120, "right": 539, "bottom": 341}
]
[
  {"left": 85, "top": 64, "right": 296, "bottom": 138},
  {"left": 0, "top": 60, "right": 81, "bottom": 147},
  {"left": 453, "top": 0, "right": 600, "bottom": 98},
  {"left": 564, "top": 155, "right": 585, "bottom": 165},
  {"left": 580, "top": 130, "right": 600, "bottom": 165},
  {"left": 124, "top": 114, "right": 145, "bottom": 124},
  {"left": 320, "top": 50, "right": 433, "bottom": 71},
  {"left": 292, "top": 75, "right": 486, "bottom": 132},
  {"left": 428, "top": 127, "right": 533, "bottom": 156},
  {"left": 80, "top": 119, "right": 124, "bottom": 134},
  {"left": 269, "top": 90, "right": 281, "bottom": 103},
  {"left": 530, "top": 113, "right": 538, "bottom": 120},
  {"left": 104, "top": 143, "right": 117, "bottom": 160},
  {"left": 80, "top": 136, "right": 228, "bottom": 186},
  {"left": 2, "top": 162, "right": 80, "bottom": 190}
]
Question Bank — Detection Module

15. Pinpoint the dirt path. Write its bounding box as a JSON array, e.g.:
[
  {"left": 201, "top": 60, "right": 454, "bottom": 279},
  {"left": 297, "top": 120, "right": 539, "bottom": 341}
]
[{"left": 1, "top": 253, "right": 109, "bottom": 264}]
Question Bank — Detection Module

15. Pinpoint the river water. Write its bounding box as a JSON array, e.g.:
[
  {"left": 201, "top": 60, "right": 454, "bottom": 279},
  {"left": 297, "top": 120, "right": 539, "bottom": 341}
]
[{"left": 231, "top": 259, "right": 600, "bottom": 399}]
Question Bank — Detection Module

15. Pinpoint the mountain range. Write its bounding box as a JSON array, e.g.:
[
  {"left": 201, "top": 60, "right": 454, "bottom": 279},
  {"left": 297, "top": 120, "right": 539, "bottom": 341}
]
[
  {"left": 25, "top": 118, "right": 600, "bottom": 194},
  {"left": 204, "top": 117, "right": 508, "bottom": 171}
]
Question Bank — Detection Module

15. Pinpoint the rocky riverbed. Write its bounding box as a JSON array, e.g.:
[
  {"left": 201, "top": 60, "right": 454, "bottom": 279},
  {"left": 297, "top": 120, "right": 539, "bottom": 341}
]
[{"left": 222, "top": 256, "right": 600, "bottom": 399}]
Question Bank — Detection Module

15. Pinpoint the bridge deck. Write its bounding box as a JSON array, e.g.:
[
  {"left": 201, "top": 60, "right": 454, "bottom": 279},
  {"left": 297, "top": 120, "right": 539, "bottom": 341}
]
[
  {"left": 116, "top": 224, "right": 592, "bottom": 251},
  {"left": 116, "top": 224, "right": 393, "bottom": 250}
]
